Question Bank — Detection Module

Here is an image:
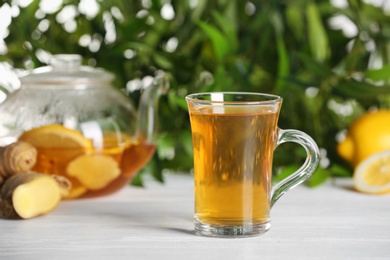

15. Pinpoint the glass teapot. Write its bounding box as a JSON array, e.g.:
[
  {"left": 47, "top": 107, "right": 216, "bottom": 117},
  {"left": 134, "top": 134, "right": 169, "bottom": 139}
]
[{"left": 0, "top": 54, "right": 169, "bottom": 199}]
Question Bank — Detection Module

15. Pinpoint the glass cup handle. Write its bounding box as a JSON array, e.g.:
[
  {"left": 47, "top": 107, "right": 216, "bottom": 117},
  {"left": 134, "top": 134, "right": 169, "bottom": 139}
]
[{"left": 271, "top": 128, "right": 320, "bottom": 207}]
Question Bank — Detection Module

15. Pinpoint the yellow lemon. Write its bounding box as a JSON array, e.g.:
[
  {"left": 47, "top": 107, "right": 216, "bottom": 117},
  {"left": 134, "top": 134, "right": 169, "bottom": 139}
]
[
  {"left": 337, "top": 110, "right": 390, "bottom": 167},
  {"left": 19, "top": 124, "right": 92, "bottom": 150},
  {"left": 353, "top": 150, "right": 390, "bottom": 194},
  {"left": 18, "top": 124, "right": 93, "bottom": 161}
]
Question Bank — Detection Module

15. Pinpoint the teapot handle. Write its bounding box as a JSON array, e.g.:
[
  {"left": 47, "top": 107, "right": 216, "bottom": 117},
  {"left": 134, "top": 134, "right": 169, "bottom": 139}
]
[{"left": 136, "top": 71, "right": 170, "bottom": 143}]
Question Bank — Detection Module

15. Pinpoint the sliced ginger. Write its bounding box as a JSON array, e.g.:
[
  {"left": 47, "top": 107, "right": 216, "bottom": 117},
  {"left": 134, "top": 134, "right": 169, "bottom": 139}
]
[
  {"left": 66, "top": 184, "right": 88, "bottom": 199},
  {"left": 0, "top": 173, "right": 62, "bottom": 219},
  {"left": 61, "top": 175, "right": 88, "bottom": 199},
  {"left": 51, "top": 174, "right": 72, "bottom": 198},
  {"left": 66, "top": 154, "right": 121, "bottom": 190}
]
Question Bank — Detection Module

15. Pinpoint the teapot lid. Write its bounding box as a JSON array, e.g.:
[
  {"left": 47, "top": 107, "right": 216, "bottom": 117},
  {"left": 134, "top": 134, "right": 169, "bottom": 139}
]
[{"left": 19, "top": 54, "right": 114, "bottom": 85}]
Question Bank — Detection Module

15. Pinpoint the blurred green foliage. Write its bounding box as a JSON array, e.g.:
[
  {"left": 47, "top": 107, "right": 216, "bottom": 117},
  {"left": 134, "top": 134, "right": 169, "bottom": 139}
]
[{"left": 2, "top": 0, "right": 390, "bottom": 186}]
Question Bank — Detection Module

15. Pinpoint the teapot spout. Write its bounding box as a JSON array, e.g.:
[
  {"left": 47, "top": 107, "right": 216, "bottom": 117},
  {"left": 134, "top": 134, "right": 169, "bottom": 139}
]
[{"left": 136, "top": 71, "right": 169, "bottom": 143}]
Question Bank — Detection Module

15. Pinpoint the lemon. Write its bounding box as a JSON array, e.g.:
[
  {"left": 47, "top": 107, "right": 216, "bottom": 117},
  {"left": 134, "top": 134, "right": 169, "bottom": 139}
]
[
  {"left": 19, "top": 124, "right": 92, "bottom": 150},
  {"left": 18, "top": 124, "right": 93, "bottom": 160},
  {"left": 353, "top": 150, "right": 390, "bottom": 194},
  {"left": 337, "top": 110, "right": 390, "bottom": 167}
]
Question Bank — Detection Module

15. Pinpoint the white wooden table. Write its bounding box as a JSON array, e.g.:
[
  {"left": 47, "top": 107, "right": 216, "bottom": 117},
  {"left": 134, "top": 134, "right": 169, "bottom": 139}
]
[{"left": 0, "top": 174, "right": 389, "bottom": 259}]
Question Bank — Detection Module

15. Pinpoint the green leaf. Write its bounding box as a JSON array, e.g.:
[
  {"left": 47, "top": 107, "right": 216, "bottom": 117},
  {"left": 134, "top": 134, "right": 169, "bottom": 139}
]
[
  {"left": 179, "top": 130, "right": 193, "bottom": 158},
  {"left": 191, "top": 0, "right": 207, "bottom": 21},
  {"left": 157, "top": 133, "right": 176, "bottom": 160},
  {"left": 131, "top": 172, "right": 145, "bottom": 187},
  {"left": 197, "top": 21, "right": 230, "bottom": 62},
  {"left": 150, "top": 155, "right": 164, "bottom": 183},
  {"left": 161, "top": 151, "right": 194, "bottom": 171},
  {"left": 286, "top": 4, "right": 305, "bottom": 41},
  {"left": 275, "top": 31, "right": 289, "bottom": 91},
  {"left": 306, "top": 2, "right": 329, "bottom": 62},
  {"left": 334, "top": 37, "right": 366, "bottom": 73},
  {"left": 329, "top": 164, "right": 352, "bottom": 177},
  {"left": 269, "top": 10, "right": 289, "bottom": 92},
  {"left": 334, "top": 79, "right": 390, "bottom": 99},
  {"left": 224, "top": 0, "right": 238, "bottom": 33},
  {"left": 127, "top": 42, "right": 153, "bottom": 54},
  {"left": 365, "top": 65, "right": 390, "bottom": 81},
  {"left": 212, "top": 11, "right": 238, "bottom": 52},
  {"left": 306, "top": 167, "right": 330, "bottom": 188},
  {"left": 273, "top": 164, "right": 300, "bottom": 183},
  {"left": 170, "top": 92, "right": 188, "bottom": 111},
  {"left": 210, "top": 65, "right": 234, "bottom": 91},
  {"left": 296, "top": 52, "right": 333, "bottom": 78},
  {"left": 153, "top": 53, "right": 173, "bottom": 70}
]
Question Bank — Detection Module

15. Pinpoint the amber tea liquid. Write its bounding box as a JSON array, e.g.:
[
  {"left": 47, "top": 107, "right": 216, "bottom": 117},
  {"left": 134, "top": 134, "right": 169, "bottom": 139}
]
[
  {"left": 32, "top": 138, "right": 155, "bottom": 199},
  {"left": 189, "top": 105, "right": 279, "bottom": 227}
]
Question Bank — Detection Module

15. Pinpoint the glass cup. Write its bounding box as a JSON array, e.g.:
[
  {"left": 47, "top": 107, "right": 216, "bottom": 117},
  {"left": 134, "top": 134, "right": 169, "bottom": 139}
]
[{"left": 186, "top": 92, "right": 320, "bottom": 238}]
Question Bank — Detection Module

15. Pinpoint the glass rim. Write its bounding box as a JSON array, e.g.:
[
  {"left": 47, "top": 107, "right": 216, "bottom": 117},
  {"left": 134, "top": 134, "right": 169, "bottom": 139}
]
[{"left": 185, "top": 92, "right": 283, "bottom": 105}]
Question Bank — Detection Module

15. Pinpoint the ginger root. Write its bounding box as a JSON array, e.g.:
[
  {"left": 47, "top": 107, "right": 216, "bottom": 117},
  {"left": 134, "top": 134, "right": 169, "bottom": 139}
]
[
  {"left": 0, "top": 141, "right": 71, "bottom": 219},
  {"left": 0, "top": 141, "right": 37, "bottom": 184},
  {"left": 0, "top": 172, "right": 62, "bottom": 219}
]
